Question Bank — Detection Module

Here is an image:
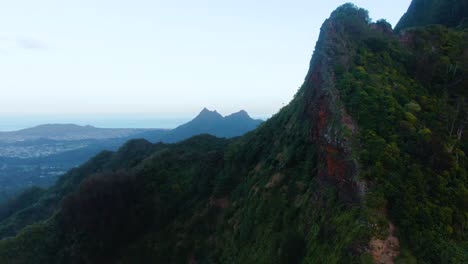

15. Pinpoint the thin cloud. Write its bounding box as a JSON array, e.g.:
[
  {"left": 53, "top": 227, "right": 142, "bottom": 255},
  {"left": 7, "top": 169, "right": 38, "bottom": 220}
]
[
  {"left": 0, "top": 36, "right": 48, "bottom": 52},
  {"left": 16, "top": 37, "right": 48, "bottom": 50}
]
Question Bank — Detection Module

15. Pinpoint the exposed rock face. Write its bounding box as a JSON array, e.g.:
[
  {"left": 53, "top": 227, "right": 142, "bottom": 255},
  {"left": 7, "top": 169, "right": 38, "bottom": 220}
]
[{"left": 303, "top": 17, "right": 364, "bottom": 203}]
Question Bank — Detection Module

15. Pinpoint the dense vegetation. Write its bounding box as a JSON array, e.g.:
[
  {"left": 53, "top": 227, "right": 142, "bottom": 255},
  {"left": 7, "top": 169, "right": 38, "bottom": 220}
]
[
  {"left": 395, "top": 0, "right": 468, "bottom": 31},
  {"left": 331, "top": 5, "right": 467, "bottom": 262},
  {"left": 0, "top": 100, "right": 368, "bottom": 263},
  {"left": 0, "top": 1, "right": 465, "bottom": 263},
  {"left": 0, "top": 110, "right": 260, "bottom": 203},
  {"left": 0, "top": 137, "right": 129, "bottom": 203}
]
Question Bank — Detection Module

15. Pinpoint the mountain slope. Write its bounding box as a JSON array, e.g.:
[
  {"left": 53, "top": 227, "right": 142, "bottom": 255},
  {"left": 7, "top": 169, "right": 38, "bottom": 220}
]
[
  {"left": 0, "top": 111, "right": 258, "bottom": 201},
  {"left": 0, "top": 138, "right": 165, "bottom": 239},
  {"left": 0, "top": 1, "right": 466, "bottom": 264}
]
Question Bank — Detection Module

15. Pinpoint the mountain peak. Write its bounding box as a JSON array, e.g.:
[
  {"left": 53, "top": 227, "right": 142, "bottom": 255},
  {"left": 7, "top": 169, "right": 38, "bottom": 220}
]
[
  {"left": 194, "top": 108, "right": 223, "bottom": 121},
  {"left": 200, "top": 107, "right": 217, "bottom": 113},
  {"left": 200, "top": 107, "right": 211, "bottom": 113},
  {"left": 235, "top": 110, "right": 248, "bottom": 116},
  {"left": 226, "top": 110, "right": 250, "bottom": 119}
]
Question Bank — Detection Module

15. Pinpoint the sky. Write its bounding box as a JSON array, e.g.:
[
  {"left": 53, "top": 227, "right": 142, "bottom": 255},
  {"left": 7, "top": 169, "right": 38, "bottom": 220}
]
[{"left": 0, "top": 0, "right": 412, "bottom": 128}]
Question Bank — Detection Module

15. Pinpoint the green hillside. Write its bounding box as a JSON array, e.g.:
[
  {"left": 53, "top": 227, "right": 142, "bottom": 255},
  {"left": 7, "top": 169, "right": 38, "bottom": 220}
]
[
  {"left": 395, "top": 0, "right": 468, "bottom": 31},
  {"left": 0, "top": 1, "right": 466, "bottom": 263}
]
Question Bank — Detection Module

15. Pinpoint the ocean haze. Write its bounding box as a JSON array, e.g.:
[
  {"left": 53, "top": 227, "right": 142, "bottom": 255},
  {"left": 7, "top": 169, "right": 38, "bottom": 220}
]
[
  {"left": 0, "top": 114, "right": 190, "bottom": 131},
  {"left": 0, "top": 113, "right": 269, "bottom": 131}
]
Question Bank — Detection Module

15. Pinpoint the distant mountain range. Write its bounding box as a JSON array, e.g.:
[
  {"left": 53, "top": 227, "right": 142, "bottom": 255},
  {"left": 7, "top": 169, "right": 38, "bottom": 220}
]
[
  {"left": 0, "top": 109, "right": 262, "bottom": 201},
  {"left": 0, "top": 108, "right": 263, "bottom": 144},
  {"left": 142, "top": 108, "right": 263, "bottom": 142}
]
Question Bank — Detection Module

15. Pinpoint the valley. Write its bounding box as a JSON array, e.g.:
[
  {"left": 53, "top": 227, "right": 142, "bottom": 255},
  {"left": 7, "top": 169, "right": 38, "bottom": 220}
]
[{"left": 0, "top": 109, "right": 262, "bottom": 202}]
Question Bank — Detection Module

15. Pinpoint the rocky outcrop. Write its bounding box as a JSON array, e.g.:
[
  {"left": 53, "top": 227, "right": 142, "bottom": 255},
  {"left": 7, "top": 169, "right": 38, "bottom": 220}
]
[{"left": 303, "top": 17, "right": 364, "bottom": 203}]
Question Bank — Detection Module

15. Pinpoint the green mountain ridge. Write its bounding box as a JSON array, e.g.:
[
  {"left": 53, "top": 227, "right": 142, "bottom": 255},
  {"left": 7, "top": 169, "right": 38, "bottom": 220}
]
[
  {"left": 395, "top": 0, "right": 468, "bottom": 31},
  {"left": 0, "top": 1, "right": 466, "bottom": 263},
  {"left": 0, "top": 109, "right": 260, "bottom": 203}
]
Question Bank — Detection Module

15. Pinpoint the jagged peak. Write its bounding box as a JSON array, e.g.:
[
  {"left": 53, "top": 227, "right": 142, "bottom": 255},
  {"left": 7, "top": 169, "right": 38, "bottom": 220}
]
[
  {"left": 194, "top": 107, "right": 223, "bottom": 120},
  {"left": 329, "top": 3, "right": 370, "bottom": 21},
  {"left": 225, "top": 110, "right": 251, "bottom": 119}
]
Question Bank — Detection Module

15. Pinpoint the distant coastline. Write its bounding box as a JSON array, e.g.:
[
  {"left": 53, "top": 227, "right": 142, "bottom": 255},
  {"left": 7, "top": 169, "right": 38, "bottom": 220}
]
[
  {"left": 0, "top": 115, "right": 190, "bottom": 131},
  {"left": 0, "top": 114, "right": 269, "bottom": 131}
]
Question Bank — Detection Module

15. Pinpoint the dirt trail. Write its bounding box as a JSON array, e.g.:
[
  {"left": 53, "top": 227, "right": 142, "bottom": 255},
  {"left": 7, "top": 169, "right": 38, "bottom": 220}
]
[{"left": 370, "top": 223, "right": 400, "bottom": 264}]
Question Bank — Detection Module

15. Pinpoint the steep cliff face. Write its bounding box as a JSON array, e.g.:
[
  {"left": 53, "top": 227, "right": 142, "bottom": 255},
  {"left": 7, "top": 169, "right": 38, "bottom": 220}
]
[{"left": 303, "top": 7, "right": 366, "bottom": 203}]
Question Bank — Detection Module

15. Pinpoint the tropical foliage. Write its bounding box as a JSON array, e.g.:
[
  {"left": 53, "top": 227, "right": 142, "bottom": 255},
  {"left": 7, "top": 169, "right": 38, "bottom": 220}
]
[{"left": 0, "top": 1, "right": 466, "bottom": 263}]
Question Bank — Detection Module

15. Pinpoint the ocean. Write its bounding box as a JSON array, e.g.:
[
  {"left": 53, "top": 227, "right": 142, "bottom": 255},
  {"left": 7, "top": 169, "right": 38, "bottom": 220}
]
[{"left": 0, "top": 114, "right": 192, "bottom": 131}]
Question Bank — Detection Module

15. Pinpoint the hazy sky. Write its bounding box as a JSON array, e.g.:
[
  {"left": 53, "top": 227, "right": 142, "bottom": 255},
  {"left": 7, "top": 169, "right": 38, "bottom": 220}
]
[{"left": 0, "top": 0, "right": 411, "bottom": 118}]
